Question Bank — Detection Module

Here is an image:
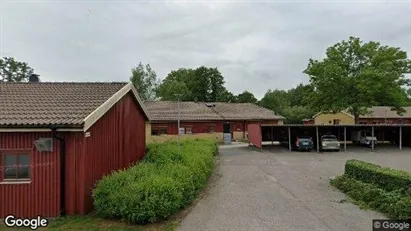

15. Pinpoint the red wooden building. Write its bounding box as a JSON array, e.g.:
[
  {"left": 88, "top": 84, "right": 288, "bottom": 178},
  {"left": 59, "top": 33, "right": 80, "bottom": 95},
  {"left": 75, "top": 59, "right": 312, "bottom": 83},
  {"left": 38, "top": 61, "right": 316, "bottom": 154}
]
[
  {"left": 144, "top": 101, "right": 284, "bottom": 140},
  {"left": 0, "top": 82, "right": 149, "bottom": 218}
]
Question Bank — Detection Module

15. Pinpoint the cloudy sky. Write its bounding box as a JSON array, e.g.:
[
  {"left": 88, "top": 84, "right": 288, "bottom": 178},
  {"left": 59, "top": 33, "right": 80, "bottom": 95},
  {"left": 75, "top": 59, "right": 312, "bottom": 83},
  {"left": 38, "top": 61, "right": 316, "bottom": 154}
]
[{"left": 1, "top": 0, "right": 410, "bottom": 99}]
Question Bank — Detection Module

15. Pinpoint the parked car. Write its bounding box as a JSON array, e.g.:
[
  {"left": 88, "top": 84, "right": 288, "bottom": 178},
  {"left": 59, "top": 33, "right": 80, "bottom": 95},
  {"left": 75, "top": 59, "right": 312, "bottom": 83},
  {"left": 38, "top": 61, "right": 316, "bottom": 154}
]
[
  {"left": 351, "top": 130, "right": 377, "bottom": 147},
  {"left": 320, "top": 134, "right": 340, "bottom": 152},
  {"left": 293, "top": 136, "right": 313, "bottom": 151}
]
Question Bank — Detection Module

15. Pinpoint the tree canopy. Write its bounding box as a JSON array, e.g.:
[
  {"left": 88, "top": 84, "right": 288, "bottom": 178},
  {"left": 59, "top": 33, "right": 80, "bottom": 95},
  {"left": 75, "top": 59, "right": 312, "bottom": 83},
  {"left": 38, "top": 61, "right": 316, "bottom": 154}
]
[
  {"left": 304, "top": 36, "right": 411, "bottom": 122},
  {"left": 236, "top": 91, "right": 257, "bottom": 103},
  {"left": 0, "top": 57, "right": 37, "bottom": 82},
  {"left": 259, "top": 87, "right": 316, "bottom": 124},
  {"left": 130, "top": 62, "right": 160, "bottom": 101},
  {"left": 157, "top": 66, "right": 227, "bottom": 102}
]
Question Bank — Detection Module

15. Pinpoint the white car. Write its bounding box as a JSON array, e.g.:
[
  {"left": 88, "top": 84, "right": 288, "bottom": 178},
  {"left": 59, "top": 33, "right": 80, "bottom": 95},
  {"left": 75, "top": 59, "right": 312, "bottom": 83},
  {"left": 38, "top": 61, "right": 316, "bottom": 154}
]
[{"left": 351, "top": 130, "right": 377, "bottom": 147}]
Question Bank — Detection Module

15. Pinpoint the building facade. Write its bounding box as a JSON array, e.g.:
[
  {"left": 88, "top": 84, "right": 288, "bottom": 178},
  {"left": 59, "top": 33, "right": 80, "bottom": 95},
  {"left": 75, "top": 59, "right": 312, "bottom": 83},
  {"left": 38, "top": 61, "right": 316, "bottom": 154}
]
[
  {"left": 0, "top": 82, "right": 149, "bottom": 218},
  {"left": 144, "top": 101, "right": 284, "bottom": 141}
]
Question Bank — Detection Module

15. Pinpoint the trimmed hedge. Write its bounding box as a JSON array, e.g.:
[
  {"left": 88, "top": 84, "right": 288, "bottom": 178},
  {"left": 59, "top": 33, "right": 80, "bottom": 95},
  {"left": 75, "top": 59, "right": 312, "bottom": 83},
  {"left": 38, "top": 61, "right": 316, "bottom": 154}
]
[
  {"left": 92, "top": 139, "right": 218, "bottom": 223},
  {"left": 345, "top": 159, "right": 411, "bottom": 195},
  {"left": 330, "top": 175, "right": 411, "bottom": 219}
]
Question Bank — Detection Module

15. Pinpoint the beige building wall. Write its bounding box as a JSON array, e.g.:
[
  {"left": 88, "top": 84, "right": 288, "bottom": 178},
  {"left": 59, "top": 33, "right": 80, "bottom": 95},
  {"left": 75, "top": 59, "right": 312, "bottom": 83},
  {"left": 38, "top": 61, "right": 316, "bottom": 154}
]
[
  {"left": 233, "top": 131, "right": 245, "bottom": 141},
  {"left": 314, "top": 112, "right": 355, "bottom": 125},
  {"left": 145, "top": 122, "right": 151, "bottom": 140}
]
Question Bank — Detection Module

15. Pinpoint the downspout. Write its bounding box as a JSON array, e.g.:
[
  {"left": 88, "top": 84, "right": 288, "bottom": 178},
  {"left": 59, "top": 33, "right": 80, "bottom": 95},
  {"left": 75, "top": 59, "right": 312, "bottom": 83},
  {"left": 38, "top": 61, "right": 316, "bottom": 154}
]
[{"left": 52, "top": 128, "right": 66, "bottom": 216}]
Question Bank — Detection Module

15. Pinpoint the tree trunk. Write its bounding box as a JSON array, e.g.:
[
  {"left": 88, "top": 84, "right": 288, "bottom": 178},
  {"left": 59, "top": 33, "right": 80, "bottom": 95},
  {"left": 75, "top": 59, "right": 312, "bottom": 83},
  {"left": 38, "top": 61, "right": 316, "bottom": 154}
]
[{"left": 354, "top": 114, "right": 359, "bottom": 124}]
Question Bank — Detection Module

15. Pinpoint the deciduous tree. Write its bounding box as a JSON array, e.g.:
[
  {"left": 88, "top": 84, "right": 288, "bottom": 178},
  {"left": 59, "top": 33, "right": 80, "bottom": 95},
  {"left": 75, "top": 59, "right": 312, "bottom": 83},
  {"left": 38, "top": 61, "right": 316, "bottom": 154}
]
[
  {"left": 236, "top": 90, "right": 257, "bottom": 103},
  {"left": 0, "top": 57, "right": 36, "bottom": 82},
  {"left": 130, "top": 62, "right": 160, "bottom": 101},
  {"left": 304, "top": 37, "right": 411, "bottom": 123}
]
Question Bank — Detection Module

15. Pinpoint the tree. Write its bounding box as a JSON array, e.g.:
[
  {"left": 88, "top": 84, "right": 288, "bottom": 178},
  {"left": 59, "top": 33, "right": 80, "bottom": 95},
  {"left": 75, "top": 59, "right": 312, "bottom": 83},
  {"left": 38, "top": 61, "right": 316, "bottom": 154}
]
[
  {"left": 259, "top": 89, "right": 290, "bottom": 115},
  {"left": 236, "top": 90, "right": 257, "bottom": 103},
  {"left": 130, "top": 62, "right": 160, "bottom": 101},
  {"left": 157, "top": 66, "right": 228, "bottom": 102},
  {"left": 217, "top": 89, "right": 237, "bottom": 102},
  {"left": 0, "top": 57, "right": 36, "bottom": 82},
  {"left": 287, "top": 83, "right": 315, "bottom": 107},
  {"left": 281, "top": 106, "right": 316, "bottom": 124},
  {"left": 156, "top": 80, "right": 191, "bottom": 101},
  {"left": 304, "top": 37, "right": 411, "bottom": 123}
]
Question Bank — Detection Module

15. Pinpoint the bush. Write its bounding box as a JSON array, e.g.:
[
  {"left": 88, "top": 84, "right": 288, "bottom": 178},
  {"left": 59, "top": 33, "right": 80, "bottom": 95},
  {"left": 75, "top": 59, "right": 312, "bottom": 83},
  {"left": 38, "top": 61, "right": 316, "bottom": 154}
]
[
  {"left": 330, "top": 175, "right": 411, "bottom": 219},
  {"left": 344, "top": 159, "right": 411, "bottom": 194},
  {"left": 93, "top": 139, "right": 218, "bottom": 223}
]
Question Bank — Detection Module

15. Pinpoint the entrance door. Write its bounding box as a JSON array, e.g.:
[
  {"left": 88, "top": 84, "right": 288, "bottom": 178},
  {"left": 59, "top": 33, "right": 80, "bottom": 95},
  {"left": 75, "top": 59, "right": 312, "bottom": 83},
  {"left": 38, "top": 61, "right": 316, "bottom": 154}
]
[
  {"left": 223, "top": 123, "right": 232, "bottom": 141},
  {"left": 223, "top": 123, "right": 232, "bottom": 134}
]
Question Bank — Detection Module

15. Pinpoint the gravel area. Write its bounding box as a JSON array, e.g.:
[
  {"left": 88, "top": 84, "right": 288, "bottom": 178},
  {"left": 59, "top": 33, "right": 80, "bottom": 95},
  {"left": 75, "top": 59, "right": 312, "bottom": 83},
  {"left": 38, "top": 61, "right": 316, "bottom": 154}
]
[{"left": 179, "top": 144, "right": 411, "bottom": 231}]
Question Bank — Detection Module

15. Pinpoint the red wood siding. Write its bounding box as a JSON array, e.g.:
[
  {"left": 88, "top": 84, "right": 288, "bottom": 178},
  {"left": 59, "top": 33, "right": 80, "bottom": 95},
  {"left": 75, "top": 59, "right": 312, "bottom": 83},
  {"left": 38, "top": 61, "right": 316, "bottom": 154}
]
[
  {"left": 247, "top": 124, "right": 262, "bottom": 149},
  {"left": 152, "top": 122, "right": 224, "bottom": 134},
  {"left": 65, "top": 132, "right": 85, "bottom": 215},
  {"left": 82, "top": 92, "right": 146, "bottom": 214},
  {"left": 151, "top": 120, "right": 281, "bottom": 135},
  {"left": 0, "top": 132, "right": 61, "bottom": 218}
]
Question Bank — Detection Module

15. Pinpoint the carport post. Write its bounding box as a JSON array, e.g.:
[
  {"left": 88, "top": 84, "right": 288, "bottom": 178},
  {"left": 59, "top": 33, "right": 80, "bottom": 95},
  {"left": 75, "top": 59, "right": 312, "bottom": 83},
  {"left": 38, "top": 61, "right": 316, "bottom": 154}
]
[
  {"left": 371, "top": 126, "right": 375, "bottom": 150},
  {"left": 288, "top": 126, "right": 291, "bottom": 152},
  {"left": 344, "top": 126, "right": 347, "bottom": 152},
  {"left": 399, "top": 125, "right": 402, "bottom": 150},
  {"left": 271, "top": 126, "right": 274, "bottom": 145},
  {"left": 316, "top": 126, "right": 319, "bottom": 152}
]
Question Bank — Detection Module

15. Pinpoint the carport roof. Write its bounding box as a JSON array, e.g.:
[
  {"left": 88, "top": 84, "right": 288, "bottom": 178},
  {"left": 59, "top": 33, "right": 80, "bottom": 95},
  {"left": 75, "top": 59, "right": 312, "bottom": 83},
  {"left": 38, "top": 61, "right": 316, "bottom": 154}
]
[{"left": 261, "top": 124, "right": 411, "bottom": 127}]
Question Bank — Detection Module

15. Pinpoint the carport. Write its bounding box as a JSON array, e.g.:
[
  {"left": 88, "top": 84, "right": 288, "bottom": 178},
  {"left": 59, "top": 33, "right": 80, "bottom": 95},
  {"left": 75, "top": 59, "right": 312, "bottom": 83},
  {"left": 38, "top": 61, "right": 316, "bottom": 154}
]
[{"left": 247, "top": 124, "right": 411, "bottom": 152}]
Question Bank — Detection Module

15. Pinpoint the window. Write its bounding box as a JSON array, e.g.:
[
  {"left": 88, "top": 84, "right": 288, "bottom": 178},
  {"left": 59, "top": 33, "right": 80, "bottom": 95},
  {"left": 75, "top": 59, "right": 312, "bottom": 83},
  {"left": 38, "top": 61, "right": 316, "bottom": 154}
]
[
  {"left": 184, "top": 126, "right": 192, "bottom": 134},
  {"left": 2, "top": 153, "right": 30, "bottom": 180},
  {"left": 333, "top": 119, "right": 340, "bottom": 125},
  {"left": 151, "top": 128, "right": 167, "bottom": 136},
  {"left": 207, "top": 126, "right": 216, "bottom": 133}
]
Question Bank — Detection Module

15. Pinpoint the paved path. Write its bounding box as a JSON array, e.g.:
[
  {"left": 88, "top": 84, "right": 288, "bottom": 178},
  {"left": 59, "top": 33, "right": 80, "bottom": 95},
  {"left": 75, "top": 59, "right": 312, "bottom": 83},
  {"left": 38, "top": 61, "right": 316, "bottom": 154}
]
[{"left": 178, "top": 145, "right": 411, "bottom": 231}]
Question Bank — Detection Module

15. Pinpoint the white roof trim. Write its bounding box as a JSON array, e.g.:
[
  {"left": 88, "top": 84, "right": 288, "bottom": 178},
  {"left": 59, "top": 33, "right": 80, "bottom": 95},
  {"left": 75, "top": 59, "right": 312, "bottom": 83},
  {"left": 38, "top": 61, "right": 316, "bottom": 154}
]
[
  {"left": 83, "top": 82, "right": 150, "bottom": 132},
  {"left": 312, "top": 111, "right": 354, "bottom": 119}
]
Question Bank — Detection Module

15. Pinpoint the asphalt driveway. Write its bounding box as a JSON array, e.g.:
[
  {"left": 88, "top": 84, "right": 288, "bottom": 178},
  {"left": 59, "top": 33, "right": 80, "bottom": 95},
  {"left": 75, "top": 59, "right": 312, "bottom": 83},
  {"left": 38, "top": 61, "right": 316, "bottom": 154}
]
[{"left": 179, "top": 144, "right": 411, "bottom": 231}]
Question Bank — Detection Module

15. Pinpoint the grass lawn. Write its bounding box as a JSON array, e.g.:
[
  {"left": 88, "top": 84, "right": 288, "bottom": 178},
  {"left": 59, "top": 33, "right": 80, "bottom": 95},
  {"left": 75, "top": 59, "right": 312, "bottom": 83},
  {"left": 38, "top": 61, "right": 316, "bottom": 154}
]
[{"left": 0, "top": 215, "right": 179, "bottom": 231}]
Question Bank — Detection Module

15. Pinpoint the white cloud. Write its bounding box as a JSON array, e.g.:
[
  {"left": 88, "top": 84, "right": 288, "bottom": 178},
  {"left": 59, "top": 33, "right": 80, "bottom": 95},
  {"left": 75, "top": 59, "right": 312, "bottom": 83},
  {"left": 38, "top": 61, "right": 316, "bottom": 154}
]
[{"left": 0, "top": 0, "right": 410, "bottom": 99}]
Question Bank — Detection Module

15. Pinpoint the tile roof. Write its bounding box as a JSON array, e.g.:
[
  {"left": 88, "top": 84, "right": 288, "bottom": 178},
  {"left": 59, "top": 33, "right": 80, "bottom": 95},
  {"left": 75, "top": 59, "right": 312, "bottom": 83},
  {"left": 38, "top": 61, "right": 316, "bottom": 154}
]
[
  {"left": 359, "top": 106, "right": 411, "bottom": 118},
  {"left": 143, "top": 101, "right": 223, "bottom": 121},
  {"left": 211, "top": 102, "right": 285, "bottom": 120},
  {"left": 0, "top": 82, "right": 127, "bottom": 127},
  {"left": 144, "top": 101, "right": 284, "bottom": 121}
]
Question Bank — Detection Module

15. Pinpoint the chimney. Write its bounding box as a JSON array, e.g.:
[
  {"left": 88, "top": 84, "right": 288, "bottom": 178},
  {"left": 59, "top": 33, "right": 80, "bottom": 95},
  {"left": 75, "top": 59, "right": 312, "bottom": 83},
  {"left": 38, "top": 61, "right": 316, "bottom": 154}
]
[{"left": 29, "top": 74, "right": 40, "bottom": 82}]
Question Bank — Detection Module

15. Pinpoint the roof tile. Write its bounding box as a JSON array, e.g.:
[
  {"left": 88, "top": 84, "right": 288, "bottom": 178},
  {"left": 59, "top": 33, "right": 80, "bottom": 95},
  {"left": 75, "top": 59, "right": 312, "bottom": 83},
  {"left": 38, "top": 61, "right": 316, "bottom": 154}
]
[
  {"left": 144, "top": 101, "right": 284, "bottom": 121},
  {"left": 0, "top": 82, "right": 127, "bottom": 127}
]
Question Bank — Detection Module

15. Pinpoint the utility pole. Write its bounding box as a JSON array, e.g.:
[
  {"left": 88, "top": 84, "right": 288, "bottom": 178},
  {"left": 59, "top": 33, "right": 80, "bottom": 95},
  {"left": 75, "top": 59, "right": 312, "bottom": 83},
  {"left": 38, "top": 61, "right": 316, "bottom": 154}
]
[{"left": 175, "top": 94, "right": 182, "bottom": 155}]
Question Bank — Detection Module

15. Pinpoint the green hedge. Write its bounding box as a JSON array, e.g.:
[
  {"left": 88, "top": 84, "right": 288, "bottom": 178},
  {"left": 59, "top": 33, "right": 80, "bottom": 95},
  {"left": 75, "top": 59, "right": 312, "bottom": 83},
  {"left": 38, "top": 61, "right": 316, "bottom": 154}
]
[
  {"left": 345, "top": 159, "right": 411, "bottom": 194},
  {"left": 92, "top": 139, "right": 218, "bottom": 223},
  {"left": 330, "top": 175, "right": 411, "bottom": 219}
]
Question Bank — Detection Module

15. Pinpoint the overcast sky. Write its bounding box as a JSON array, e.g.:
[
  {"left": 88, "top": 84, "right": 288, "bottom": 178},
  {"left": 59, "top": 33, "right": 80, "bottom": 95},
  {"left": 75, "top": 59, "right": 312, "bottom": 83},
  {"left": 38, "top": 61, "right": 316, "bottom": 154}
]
[{"left": 1, "top": 0, "right": 410, "bottom": 99}]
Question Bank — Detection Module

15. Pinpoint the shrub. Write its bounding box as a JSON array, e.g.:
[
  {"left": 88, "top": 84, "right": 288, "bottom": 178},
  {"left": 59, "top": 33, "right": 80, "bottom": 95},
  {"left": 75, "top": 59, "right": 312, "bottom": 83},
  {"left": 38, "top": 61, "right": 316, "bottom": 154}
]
[
  {"left": 330, "top": 175, "right": 411, "bottom": 219},
  {"left": 344, "top": 159, "right": 411, "bottom": 194},
  {"left": 93, "top": 139, "right": 218, "bottom": 223}
]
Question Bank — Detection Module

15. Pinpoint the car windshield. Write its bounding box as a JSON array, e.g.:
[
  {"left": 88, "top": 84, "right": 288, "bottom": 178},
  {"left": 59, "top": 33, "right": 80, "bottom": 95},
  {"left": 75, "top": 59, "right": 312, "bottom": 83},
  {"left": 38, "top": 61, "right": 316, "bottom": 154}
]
[
  {"left": 298, "top": 136, "right": 312, "bottom": 140},
  {"left": 322, "top": 135, "right": 337, "bottom": 141}
]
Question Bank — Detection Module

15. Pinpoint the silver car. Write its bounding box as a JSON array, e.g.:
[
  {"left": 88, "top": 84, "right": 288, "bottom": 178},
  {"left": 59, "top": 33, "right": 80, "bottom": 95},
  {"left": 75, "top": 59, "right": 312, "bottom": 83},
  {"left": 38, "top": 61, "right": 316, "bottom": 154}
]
[{"left": 320, "top": 135, "right": 340, "bottom": 151}]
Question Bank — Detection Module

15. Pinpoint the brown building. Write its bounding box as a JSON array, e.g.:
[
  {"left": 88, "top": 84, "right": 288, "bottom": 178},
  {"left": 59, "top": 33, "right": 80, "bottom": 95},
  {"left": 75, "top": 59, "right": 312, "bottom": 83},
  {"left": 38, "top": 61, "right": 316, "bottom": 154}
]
[
  {"left": 144, "top": 101, "right": 284, "bottom": 141},
  {"left": 0, "top": 82, "right": 149, "bottom": 218}
]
